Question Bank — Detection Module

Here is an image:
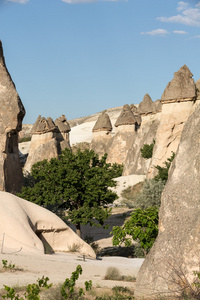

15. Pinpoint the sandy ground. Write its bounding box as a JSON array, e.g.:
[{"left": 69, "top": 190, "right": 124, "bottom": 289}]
[
  {"left": 0, "top": 252, "right": 144, "bottom": 290},
  {"left": 0, "top": 207, "right": 144, "bottom": 291}
]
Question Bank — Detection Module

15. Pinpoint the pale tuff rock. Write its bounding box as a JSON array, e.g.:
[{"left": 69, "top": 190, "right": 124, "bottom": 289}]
[
  {"left": 135, "top": 102, "right": 200, "bottom": 298},
  {"left": 92, "top": 110, "right": 112, "bottom": 133},
  {"left": 123, "top": 113, "right": 161, "bottom": 176},
  {"left": 195, "top": 79, "right": 200, "bottom": 100},
  {"left": 0, "top": 191, "right": 95, "bottom": 257},
  {"left": 161, "top": 65, "right": 196, "bottom": 103},
  {"left": 24, "top": 116, "right": 59, "bottom": 173},
  {"left": 148, "top": 65, "right": 198, "bottom": 178},
  {"left": 0, "top": 40, "right": 25, "bottom": 193},
  {"left": 138, "top": 94, "right": 156, "bottom": 115}
]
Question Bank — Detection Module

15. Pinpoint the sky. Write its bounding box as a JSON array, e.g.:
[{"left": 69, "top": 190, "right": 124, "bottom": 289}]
[{"left": 0, "top": 0, "right": 200, "bottom": 124}]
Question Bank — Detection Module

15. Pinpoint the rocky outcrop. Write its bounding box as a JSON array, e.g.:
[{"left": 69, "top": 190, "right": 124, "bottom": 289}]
[
  {"left": 0, "top": 191, "right": 95, "bottom": 257},
  {"left": 91, "top": 111, "right": 113, "bottom": 158},
  {"left": 24, "top": 116, "right": 59, "bottom": 173},
  {"left": 0, "top": 41, "right": 25, "bottom": 193},
  {"left": 135, "top": 102, "right": 200, "bottom": 298},
  {"left": 161, "top": 64, "right": 196, "bottom": 103},
  {"left": 54, "top": 114, "right": 71, "bottom": 151},
  {"left": 123, "top": 113, "right": 161, "bottom": 175},
  {"left": 138, "top": 94, "right": 156, "bottom": 115},
  {"left": 115, "top": 104, "right": 137, "bottom": 132},
  {"left": 148, "top": 65, "right": 199, "bottom": 178},
  {"left": 105, "top": 105, "right": 137, "bottom": 164}
]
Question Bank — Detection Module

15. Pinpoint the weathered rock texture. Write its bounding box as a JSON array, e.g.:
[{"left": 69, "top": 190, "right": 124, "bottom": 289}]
[
  {"left": 123, "top": 113, "right": 161, "bottom": 175},
  {"left": 54, "top": 114, "right": 71, "bottom": 151},
  {"left": 115, "top": 104, "right": 137, "bottom": 132},
  {"left": 92, "top": 110, "right": 112, "bottom": 134},
  {"left": 135, "top": 102, "right": 200, "bottom": 298},
  {"left": 24, "top": 116, "right": 59, "bottom": 173},
  {"left": 138, "top": 94, "right": 156, "bottom": 115},
  {"left": 161, "top": 64, "right": 196, "bottom": 103},
  {"left": 0, "top": 41, "right": 25, "bottom": 193},
  {"left": 148, "top": 65, "right": 199, "bottom": 178},
  {"left": 0, "top": 191, "right": 95, "bottom": 257}
]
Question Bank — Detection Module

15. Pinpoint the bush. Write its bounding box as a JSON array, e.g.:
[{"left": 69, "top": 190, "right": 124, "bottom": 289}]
[
  {"left": 133, "top": 179, "right": 165, "bottom": 209},
  {"left": 112, "top": 207, "right": 159, "bottom": 256},
  {"left": 154, "top": 151, "right": 175, "bottom": 183},
  {"left": 140, "top": 139, "right": 155, "bottom": 159}
]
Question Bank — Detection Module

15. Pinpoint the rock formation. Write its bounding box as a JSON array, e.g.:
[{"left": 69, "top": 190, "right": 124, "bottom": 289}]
[
  {"left": 24, "top": 116, "right": 59, "bottom": 173},
  {"left": 91, "top": 111, "right": 113, "bottom": 158},
  {"left": 0, "top": 41, "right": 25, "bottom": 193},
  {"left": 148, "top": 65, "right": 199, "bottom": 178},
  {"left": 104, "top": 105, "right": 137, "bottom": 165},
  {"left": 161, "top": 64, "right": 196, "bottom": 103},
  {"left": 54, "top": 114, "right": 71, "bottom": 151},
  {"left": 138, "top": 94, "right": 156, "bottom": 115},
  {"left": 135, "top": 101, "right": 200, "bottom": 298},
  {"left": 0, "top": 191, "right": 95, "bottom": 257}
]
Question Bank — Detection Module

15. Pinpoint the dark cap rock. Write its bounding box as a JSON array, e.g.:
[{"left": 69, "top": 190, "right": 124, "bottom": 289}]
[
  {"left": 54, "top": 115, "right": 71, "bottom": 133},
  {"left": 93, "top": 110, "right": 112, "bottom": 132},
  {"left": 31, "top": 116, "right": 57, "bottom": 134},
  {"left": 138, "top": 94, "right": 156, "bottom": 115},
  {"left": 161, "top": 65, "right": 196, "bottom": 102},
  {"left": 115, "top": 104, "right": 137, "bottom": 127}
]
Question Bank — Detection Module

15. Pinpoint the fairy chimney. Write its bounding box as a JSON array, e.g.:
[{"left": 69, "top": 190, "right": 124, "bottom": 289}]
[
  {"left": 115, "top": 104, "right": 137, "bottom": 132},
  {"left": 195, "top": 79, "right": 200, "bottom": 100},
  {"left": 138, "top": 94, "right": 156, "bottom": 115},
  {"left": 0, "top": 40, "right": 25, "bottom": 193},
  {"left": 92, "top": 110, "right": 112, "bottom": 138},
  {"left": 154, "top": 100, "right": 162, "bottom": 112},
  {"left": 54, "top": 115, "right": 71, "bottom": 151},
  {"left": 161, "top": 65, "right": 196, "bottom": 103},
  {"left": 24, "top": 116, "right": 59, "bottom": 173}
]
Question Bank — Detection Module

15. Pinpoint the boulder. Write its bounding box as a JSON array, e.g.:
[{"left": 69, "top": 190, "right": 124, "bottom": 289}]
[
  {"left": 161, "top": 65, "right": 196, "bottom": 103},
  {"left": 135, "top": 102, "right": 200, "bottom": 298},
  {"left": 0, "top": 41, "right": 25, "bottom": 193},
  {"left": 0, "top": 191, "right": 95, "bottom": 257},
  {"left": 138, "top": 94, "right": 156, "bottom": 115}
]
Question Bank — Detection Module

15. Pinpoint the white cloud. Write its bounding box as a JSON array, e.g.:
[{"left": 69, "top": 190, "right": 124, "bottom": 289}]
[
  {"left": 6, "top": 0, "right": 29, "bottom": 3},
  {"left": 157, "top": 1, "right": 200, "bottom": 27},
  {"left": 173, "top": 30, "right": 188, "bottom": 34},
  {"left": 62, "top": 0, "right": 125, "bottom": 3},
  {"left": 141, "top": 29, "right": 169, "bottom": 36}
]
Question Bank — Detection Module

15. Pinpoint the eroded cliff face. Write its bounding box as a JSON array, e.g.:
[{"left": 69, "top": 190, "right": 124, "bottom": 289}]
[
  {"left": 0, "top": 41, "right": 25, "bottom": 193},
  {"left": 135, "top": 100, "right": 200, "bottom": 298},
  {"left": 123, "top": 113, "right": 161, "bottom": 175}
]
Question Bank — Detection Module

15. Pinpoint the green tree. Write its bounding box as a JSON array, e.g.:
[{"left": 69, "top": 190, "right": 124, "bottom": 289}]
[
  {"left": 154, "top": 151, "right": 175, "bottom": 183},
  {"left": 140, "top": 139, "right": 155, "bottom": 159},
  {"left": 112, "top": 207, "right": 159, "bottom": 256},
  {"left": 18, "top": 149, "right": 123, "bottom": 237}
]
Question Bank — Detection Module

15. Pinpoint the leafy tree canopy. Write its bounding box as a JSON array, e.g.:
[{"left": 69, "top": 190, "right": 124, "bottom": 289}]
[
  {"left": 112, "top": 207, "right": 159, "bottom": 256},
  {"left": 18, "top": 149, "right": 123, "bottom": 236}
]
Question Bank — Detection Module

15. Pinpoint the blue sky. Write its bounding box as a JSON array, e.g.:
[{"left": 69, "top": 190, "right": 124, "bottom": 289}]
[{"left": 0, "top": 0, "right": 200, "bottom": 124}]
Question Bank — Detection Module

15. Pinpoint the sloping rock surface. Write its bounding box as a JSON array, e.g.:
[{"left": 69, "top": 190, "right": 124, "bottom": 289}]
[
  {"left": 0, "top": 41, "right": 25, "bottom": 192},
  {"left": 161, "top": 65, "right": 196, "bottom": 101},
  {"left": 138, "top": 94, "right": 156, "bottom": 115},
  {"left": 135, "top": 103, "right": 200, "bottom": 298},
  {"left": 0, "top": 191, "right": 95, "bottom": 257}
]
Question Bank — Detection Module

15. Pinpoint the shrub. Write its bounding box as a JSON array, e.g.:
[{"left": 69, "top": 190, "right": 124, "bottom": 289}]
[
  {"left": 154, "top": 151, "right": 175, "bottom": 183},
  {"left": 112, "top": 207, "right": 159, "bottom": 256},
  {"left": 140, "top": 139, "right": 155, "bottom": 159}
]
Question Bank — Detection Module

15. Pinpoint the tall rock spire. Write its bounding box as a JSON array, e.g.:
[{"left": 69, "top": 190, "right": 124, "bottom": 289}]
[{"left": 0, "top": 40, "right": 25, "bottom": 192}]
